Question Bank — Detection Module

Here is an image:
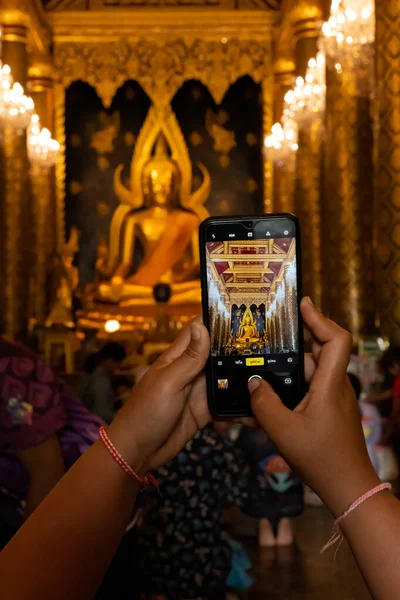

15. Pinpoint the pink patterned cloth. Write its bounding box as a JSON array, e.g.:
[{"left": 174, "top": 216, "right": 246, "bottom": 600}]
[{"left": 0, "top": 337, "right": 103, "bottom": 511}]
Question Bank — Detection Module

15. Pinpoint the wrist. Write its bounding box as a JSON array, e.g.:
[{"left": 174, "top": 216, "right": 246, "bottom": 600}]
[
  {"left": 322, "top": 470, "right": 381, "bottom": 518},
  {"left": 106, "top": 418, "right": 151, "bottom": 476}
]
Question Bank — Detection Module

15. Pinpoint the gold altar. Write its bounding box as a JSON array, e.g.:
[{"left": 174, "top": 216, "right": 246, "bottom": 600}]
[{"left": 1, "top": 0, "right": 400, "bottom": 346}]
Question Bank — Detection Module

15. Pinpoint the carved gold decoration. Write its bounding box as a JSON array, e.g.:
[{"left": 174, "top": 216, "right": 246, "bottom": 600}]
[
  {"left": 262, "top": 77, "right": 274, "bottom": 212},
  {"left": 272, "top": 63, "right": 295, "bottom": 213},
  {"left": 30, "top": 165, "right": 52, "bottom": 324},
  {"left": 375, "top": 0, "right": 400, "bottom": 342},
  {"left": 46, "top": 227, "right": 80, "bottom": 328},
  {"left": 48, "top": 9, "right": 274, "bottom": 238},
  {"left": 322, "top": 66, "right": 374, "bottom": 337},
  {"left": 54, "top": 82, "right": 67, "bottom": 254},
  {"left": 295, "top": 120, "right": 322, "bottom": 307},
  {"left": 0, "top": 12, "right": 33, "bottom": 338},
  {"left": 53, "top": 37, "right": 273, "bottom": 109}
]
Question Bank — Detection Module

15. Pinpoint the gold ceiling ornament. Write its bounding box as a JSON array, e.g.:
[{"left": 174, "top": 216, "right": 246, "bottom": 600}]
[
  {"left": 284, "top": 51, "right": 326, "bottom": 125},
  {"left": 53, "top": 36, "right": 272, "bottom": 108},
  {"left": 0, "top": 58, "right": 35, "bottom": 129},
  {"left": 319, "top": 0, "right": 374, "bottom": 74},
  {"left": 27, "top": 113, "right": 60, "bottom": 168},
  {"left": 263, "top": 118, "right": 298, "bottom": 165}
]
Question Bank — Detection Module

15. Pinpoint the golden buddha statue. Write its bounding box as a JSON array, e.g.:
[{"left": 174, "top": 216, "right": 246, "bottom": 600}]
[
  {"left": 235, "top": 308, "right": 261, "bottom": 346},
  {"left": 96, "top": 107, "right": 210, "bottom": 306}
]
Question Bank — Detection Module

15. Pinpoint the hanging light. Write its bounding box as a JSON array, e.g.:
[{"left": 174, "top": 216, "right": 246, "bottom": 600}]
[
  {"left": 0, "top": 64, "right": 34, "bottom": 130},
  {"left": 264, "top": 118, "right": 298, "bottom": 165},
  {"left": 319, "top": 0, "right": 374, "bottom": 68},
  {"left": 284, "top": 52, "right": 326, "bottom": 125},
  {"left": 27, "top": 114, "right": 60, "bottom": 169}
]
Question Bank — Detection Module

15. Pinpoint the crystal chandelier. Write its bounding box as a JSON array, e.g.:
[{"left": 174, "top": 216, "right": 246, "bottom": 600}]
[
  {"left": 319, "top": 0, "right": 374, "bottom": 67},
  {"left": 283, "top": 52, "right": 326, "bottom": 126},
  {"left": 27, "top": 114, "right": 60, "bottom": 169},
  {"left": 264, "top": 118, "right": 298, "bottom": 165},
  {"left": 0, "top": 62, "right": 34, "bottom": 130}
]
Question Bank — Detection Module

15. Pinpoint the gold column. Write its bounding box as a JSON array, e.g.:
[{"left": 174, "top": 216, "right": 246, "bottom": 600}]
[
  {"left": 273, "top": 60, "right": 296, "bottom": 214},
  {"left": 322, "top": 66, "right": 374, "bottom": 337},
  {"left": 262, "top": 77, "right": 274, "bottom": 213},
  {"left": 375, "top": 1, "right": 400, "bottom": 343},
  {"left": 28, "top": 58, "right": 56, "bottom": 325},
  {"left": 0, "top": 14, "right": 32, "bottom": 338},
  {"left": 293, "top": 23, "right": 323, "bottom": 308}
]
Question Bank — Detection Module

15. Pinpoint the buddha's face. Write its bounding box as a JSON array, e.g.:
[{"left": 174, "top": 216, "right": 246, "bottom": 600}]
[
  {"left": 245, "top": 315, "right": 251, "bottom": 326},
  {"left": 148, "top": 166, "right": 174, "bottom": 207}
]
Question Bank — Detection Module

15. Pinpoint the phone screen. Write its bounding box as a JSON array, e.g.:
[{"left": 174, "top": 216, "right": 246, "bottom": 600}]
[{"left": 201, "top": 216, "right": 304, "bottom": 416}]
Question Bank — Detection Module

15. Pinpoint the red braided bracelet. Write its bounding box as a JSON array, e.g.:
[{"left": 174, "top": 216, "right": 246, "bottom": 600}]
[{"left": 99, "top": 426, "right": 158, "bottom": 490}]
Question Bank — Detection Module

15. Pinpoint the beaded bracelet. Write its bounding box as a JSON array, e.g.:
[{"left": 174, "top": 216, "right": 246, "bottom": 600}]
[{"left": 99, "top": 426, "right": 158, "bottom": 490}]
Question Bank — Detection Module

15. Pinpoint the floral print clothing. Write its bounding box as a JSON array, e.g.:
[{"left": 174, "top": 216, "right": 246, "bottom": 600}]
[{"left": 134, "top": 426, "right": 248, "bottom": 600}]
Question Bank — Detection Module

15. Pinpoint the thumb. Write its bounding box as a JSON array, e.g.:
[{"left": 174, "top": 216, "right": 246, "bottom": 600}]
[
  {"left": 249, "top": 377, "right": 291, "bottom": 439},
  {"left": 164, "top": 322, "right": 210, "bottom": 390}
]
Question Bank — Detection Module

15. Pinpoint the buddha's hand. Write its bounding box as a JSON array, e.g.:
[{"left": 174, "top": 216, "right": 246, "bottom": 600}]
[
  {"left": 248, "top": 297, "right": 380, "bottom": 517},
  {"left": 108, "top": 318, "right": 211, "bottom": 471}
]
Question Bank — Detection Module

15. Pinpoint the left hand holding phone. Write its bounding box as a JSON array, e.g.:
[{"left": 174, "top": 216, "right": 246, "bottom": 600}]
[{"left": 108, "top": 317, "right": 212, "bottom": 472}]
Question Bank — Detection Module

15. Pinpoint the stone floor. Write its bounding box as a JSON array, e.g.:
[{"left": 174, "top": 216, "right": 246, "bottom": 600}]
[{"left": 229, "top": 507, "right": 371, "bottom": 600}]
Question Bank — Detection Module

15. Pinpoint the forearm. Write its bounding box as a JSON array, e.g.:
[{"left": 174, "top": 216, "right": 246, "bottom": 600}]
[
  {"left": 340, "top": 491, "right": 400, "bottom": 599},
  {"left": 0, "top": 434, "right": 143, "bottom": 600},
  {"left": 24, "top": 471, "right": 65, "bottom": 518}
]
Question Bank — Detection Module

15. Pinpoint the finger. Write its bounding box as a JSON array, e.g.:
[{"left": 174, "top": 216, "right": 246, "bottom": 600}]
[
  {"left": 300, "top": 297, "right": 352, "bottom": 384},
  {"left": 163, "top": 322, "right": 210, "bottom": 390},
  {"left": 154, "top": 316, "right": 203, "bottom": 369},
  {"left": 248, "top": 377, "right": 292, "bottom": 440},
  {"left": 304, "top": 353, "right": 316, "bottom": 382}
]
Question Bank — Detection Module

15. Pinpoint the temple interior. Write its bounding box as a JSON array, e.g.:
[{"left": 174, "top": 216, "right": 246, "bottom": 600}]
[
  {"left": 0, "top": 0, "right": 399, "bottom": 598},
  {"left": 206, "top": 239, "right": 297, "bottom": 355}
]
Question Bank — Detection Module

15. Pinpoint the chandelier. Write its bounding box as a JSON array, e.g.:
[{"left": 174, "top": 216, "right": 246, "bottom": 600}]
[
  {"left": 0, "top": 62, "right": 34, "bottom": 130},
  {"left": 27, "top": 114, "right": 60, "bottom": 169},
  {"left": 283, "top": 52, "right": 326, "bottom": 126},
  {"left": 264, "top": 118, "right": 298, "bottom": 166},
  {"left": 319, "top": 0, "right": 374, "bottom": 67}
]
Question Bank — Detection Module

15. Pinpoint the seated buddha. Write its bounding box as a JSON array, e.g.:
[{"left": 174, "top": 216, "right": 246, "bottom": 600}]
[
  {"left": 235, "top": 309, "right": 261, "bottom": 346},
  {"left": 97, "top": 134, "right": 209, "bottom": 305}
]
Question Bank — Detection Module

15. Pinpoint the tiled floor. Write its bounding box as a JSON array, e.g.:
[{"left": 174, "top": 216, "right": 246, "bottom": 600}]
[{"left": 229, "top": 507, "right": 371, "bottom": 600}]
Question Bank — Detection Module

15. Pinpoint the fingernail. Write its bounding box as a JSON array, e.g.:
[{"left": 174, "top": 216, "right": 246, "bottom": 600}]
[
  {"left": 190, "top": 323, "right": 201, "bottom": 341},
  {"left": 248, "top": 375, "right": 262, "bottom": 393},
  {"left": 304, "top": 296, "right": 314, "bottom": 306}
]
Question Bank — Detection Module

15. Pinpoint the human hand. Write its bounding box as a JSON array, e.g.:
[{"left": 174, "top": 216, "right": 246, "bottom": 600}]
[
  {"left": 108, "top": 318, "right": 211, "bottom": 471},
  {"left": 248, "top": 297, "right": 380, "bottom": 516}
]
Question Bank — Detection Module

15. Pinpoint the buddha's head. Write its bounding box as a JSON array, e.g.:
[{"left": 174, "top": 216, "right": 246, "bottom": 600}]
[
  {"left": 142, "top": 134, "right": 180, "bottom": 208},
  {"left": 244, "top": 314, "right": 251, "bottom": 326}
]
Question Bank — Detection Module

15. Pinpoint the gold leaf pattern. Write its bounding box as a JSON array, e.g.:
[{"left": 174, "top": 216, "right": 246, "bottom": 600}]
[
  {"left": 124, "top": 131, "right": 136, "bottom": 147},
  {"left": 247, "top": 178, "right": 259, "bottom": 193},
  {"left": 97, "top": 201, "right": 110, "bottom": 216},
  {"left": 190, "top": 131, "right": 203, "bottom": 147},
  {"left": 246, "top": 132, "right": 258, "bottom": 147},
  {"left": 97, "top": 156, "right": 110, "bottom": 171},
  {"left": 70, "top": 133, "right": 82, "bottom": 148},
  {"left": 70, "top": 180, "right": 82, "bottom": 195},
  {"left": 219, "top": 154, "right": 231, "bottom": 168}
]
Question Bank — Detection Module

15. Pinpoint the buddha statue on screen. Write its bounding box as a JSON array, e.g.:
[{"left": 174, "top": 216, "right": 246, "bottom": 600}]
[
  {"left": 96, "top": 109, "right": 210, "bottom": 306},
  {"left": 235, "top": 307, "right": 261, "bottom": 346}
]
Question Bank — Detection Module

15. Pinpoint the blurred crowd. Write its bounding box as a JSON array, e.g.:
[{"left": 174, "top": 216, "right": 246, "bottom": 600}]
[{"left": 1, "top": 333, "right": 399, "bottom": 599}]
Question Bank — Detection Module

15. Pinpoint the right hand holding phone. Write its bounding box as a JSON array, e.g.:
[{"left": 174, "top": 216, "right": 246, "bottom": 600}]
[{"left": 248, "top": 297, "right": 380, "bottom": 517}]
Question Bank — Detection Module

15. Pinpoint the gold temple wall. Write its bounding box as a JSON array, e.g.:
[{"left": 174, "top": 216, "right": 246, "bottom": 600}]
[
  {"left": 48, "top": 9, "right": 277, "bottom": 247},
  {"left": 322, "top": 66, "right": 374, "bottom": 337},
  {"left": 375, "top": 0, "right": 400, "bottom": 343}
]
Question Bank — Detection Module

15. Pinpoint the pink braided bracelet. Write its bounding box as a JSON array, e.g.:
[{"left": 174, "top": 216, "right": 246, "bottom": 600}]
[{"left": 321, "top": 482, "right": 392, "bottom": 557}]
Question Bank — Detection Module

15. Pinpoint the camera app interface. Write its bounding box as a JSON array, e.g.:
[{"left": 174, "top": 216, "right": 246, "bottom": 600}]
[{"left": 205, "top": 219, "right": 300, "bottom": 413}]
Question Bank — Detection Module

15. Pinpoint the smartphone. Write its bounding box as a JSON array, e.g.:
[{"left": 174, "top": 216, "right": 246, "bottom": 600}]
[{"left": 199, "top": 214, "right": 305, "bottom": 418}]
